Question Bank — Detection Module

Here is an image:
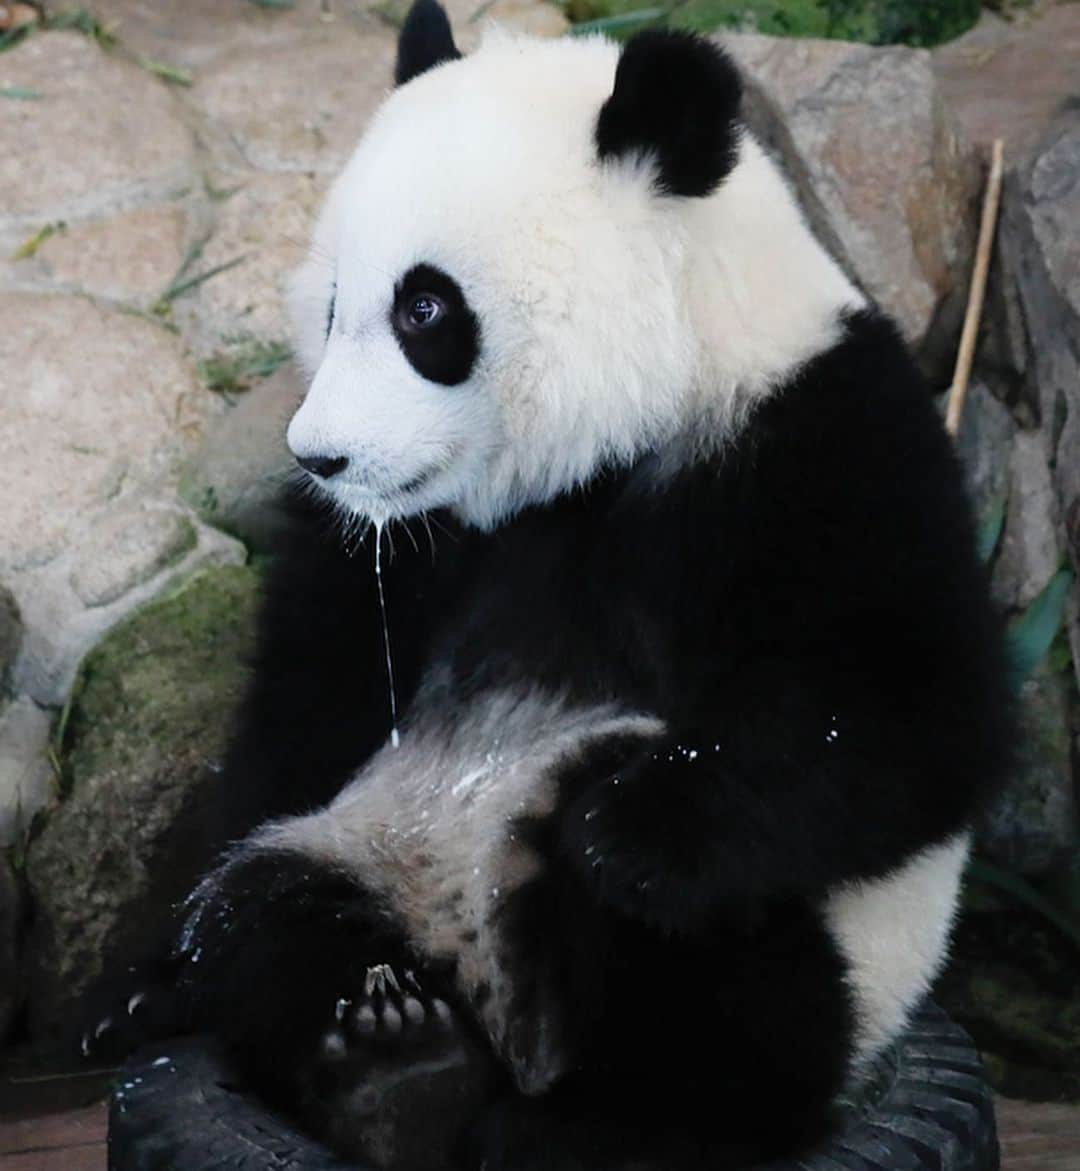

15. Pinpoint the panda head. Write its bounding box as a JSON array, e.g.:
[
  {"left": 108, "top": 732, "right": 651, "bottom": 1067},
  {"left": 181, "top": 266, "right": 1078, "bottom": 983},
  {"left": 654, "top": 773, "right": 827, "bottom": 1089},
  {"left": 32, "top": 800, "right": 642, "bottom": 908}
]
[{"left": 287, "top": 1, "right": 857, "bottom": 529}]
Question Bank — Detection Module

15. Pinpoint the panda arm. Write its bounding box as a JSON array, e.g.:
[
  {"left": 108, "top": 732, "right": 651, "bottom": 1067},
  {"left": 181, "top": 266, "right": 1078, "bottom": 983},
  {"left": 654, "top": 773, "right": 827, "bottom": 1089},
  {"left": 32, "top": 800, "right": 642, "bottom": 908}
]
[{"left": 561, "top": 325, "right": 1011, "bottom": 932}]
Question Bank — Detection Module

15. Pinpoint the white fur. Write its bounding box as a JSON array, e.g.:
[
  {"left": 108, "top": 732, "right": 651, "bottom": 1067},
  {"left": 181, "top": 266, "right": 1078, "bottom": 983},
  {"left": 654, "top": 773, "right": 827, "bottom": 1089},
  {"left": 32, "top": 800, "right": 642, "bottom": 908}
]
[
  {"left": 287, "top": 31, "right": 863, "bottom": 529},
  {"left": 826, "top": 833, "right": 970, "bottom": 1066}
]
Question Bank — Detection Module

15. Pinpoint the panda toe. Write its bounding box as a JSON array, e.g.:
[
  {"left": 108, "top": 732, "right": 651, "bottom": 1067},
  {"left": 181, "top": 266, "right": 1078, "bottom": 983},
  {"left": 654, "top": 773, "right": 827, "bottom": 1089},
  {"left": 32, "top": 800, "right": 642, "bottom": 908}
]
[{"left": 335, "top": 965, "right": 453, "bottom": 1056}]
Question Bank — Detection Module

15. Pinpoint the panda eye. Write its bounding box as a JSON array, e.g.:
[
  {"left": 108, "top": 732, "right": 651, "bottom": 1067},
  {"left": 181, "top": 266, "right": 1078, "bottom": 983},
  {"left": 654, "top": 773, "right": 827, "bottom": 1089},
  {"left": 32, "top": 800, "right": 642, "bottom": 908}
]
[
  {"left": 391, "top": 263, "right": 479, "bottom": 386},
  {"left": 405, "top": 294, "right": 444, "bottom": 329}
]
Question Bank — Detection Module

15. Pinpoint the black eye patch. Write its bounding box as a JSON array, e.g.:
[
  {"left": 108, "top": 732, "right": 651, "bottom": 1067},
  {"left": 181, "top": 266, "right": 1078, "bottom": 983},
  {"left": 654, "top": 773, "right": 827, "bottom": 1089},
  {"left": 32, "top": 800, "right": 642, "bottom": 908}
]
[{"left": 391, "top": 264, "right": 480, "bottom": 386}]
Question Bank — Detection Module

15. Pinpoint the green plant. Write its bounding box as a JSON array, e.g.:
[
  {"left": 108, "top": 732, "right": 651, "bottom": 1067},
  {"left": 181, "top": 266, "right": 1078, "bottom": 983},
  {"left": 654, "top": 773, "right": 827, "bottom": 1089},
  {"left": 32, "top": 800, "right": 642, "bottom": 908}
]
[
  {"left": 1004, "top": 566, "right": 1074, "bottom": 692},
  {"left": 198, "top": 340, "right": 292, "bottom": 396},
  {"left": 152, "top": 240, "right": 248, "bottom": 317},
  {"left": 875, "top": 0, "right": 980, "bottom": 45}
]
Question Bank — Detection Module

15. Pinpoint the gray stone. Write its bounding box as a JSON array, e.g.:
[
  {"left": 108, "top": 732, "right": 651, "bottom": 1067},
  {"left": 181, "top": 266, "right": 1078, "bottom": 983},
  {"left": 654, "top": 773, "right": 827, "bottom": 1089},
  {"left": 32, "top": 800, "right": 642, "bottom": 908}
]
[
  {"left": 180, "top": 364, "right": 304, "bottom": 551},
  {"left": 69, "top": 508, "right": 197, "bottom": 609},
  {"left": 0, "top": 32, "right": 196, "bottom": 235},
  {"left": 0, "top": 853, "right": 21, "bottom": 1045},
  {"left": 954, "top": 381, "right": 1016, "bottom": 532},
  {"left": 14, "top": 521, "right": 245, "bottom": 710},
  {"left": 0, "top": 293, "right": 248, "bottom": 706},
  {"left": 1025, "top": 122, "right": 1080, "bottom": 569},
  {"left": 992, "top": 429, "right": 1061, "bottom": 614},
  {"left": 726, "top": 33, "right": 981, "bottom": 376},
  {"left": 92, "top": 0, "right": 565, "bottom": 70},
  {"left": 983, "top": 114, "right": 1079, "bottom": 697},
  {"left": 9, "top": 204, "right": 191, "bottom": 306},
  {"left": 194, "top": 34, "right": 395, "bottom": 175},
  {"left": 0, "top": 696, "right": 54, "bottom": 849},
  {"left": 90, "top": 0, "right": 368, "bottom": 70},
  {"left": 0, "top": 586, "right": 21, "bottom": 695},
  {"left": 174, "top": 173, "right": 326, "bottom": 355},
  {"left": 979, "top": 661, "right": 1076, "bottom": 879},
  {"left": 25, "top": 565, "right": 261, "bottom": 1038},
  {"left": 0, "top": 294, "right": 212, "bottom": 577},
  {"left": 933, "top": 6, "right": 1080, "bottom": 165}
]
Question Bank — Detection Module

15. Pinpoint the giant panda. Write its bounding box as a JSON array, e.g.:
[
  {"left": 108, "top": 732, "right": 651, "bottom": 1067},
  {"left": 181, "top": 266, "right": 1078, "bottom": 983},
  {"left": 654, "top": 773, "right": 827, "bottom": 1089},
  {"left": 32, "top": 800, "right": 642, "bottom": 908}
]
[{"left": 89, "top": 4, "right": 1011, "bottom": 1167}]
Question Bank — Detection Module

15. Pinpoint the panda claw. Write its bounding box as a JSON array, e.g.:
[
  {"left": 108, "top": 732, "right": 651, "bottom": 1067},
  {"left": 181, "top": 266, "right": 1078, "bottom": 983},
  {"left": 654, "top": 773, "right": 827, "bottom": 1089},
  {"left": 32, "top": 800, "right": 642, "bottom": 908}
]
[{"left": 331, "top": 965, "right": 454, "bottom": 1059}]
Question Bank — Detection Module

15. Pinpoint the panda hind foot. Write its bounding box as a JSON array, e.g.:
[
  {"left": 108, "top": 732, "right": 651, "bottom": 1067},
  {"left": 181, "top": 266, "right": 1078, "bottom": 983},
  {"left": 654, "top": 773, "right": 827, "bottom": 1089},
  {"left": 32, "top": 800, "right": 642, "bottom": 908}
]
[{"left": 319, "top": 964, "right": 453, "bottom": 1062}]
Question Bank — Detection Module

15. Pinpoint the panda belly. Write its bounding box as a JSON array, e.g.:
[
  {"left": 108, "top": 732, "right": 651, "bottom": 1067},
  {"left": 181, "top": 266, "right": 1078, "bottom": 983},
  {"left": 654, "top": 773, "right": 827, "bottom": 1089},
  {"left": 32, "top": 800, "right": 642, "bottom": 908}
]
[{"left": 265, "top": 683, "right": 665, "bottom": 1094}]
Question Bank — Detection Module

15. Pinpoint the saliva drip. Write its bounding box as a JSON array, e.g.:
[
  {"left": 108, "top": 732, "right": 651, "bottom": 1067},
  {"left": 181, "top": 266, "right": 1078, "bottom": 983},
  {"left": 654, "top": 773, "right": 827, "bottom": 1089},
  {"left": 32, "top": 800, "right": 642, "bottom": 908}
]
[{"left": 373, "top": 522, "right": 400, "bottom": 748}]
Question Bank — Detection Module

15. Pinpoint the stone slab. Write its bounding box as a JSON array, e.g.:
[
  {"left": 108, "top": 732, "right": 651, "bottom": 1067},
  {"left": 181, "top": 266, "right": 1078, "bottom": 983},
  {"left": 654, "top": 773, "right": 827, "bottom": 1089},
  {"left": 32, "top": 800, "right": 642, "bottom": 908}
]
[
  {"left": 175, "top": 173, "right": 326, "bottom": 355},
  {"left": 0, "top": 696, "right": 54, "bottom": 848},
  {"left": 193, "top": 33, "right": 396, "bottom": 175},
  {"left": 0, "top": 32, "right": 196, "bottom": 232},
  {"left": 0, "top": 295, "right": 211, "bottom": 578},
  {"left": 934, "top": 6, "right": 1080, "bottom": 165},
  {"left": 4, "top": 205, "right": 191, "bottom": 307},
  {"left": 727, "top": 32, "right": 981, "bottom": 369}
]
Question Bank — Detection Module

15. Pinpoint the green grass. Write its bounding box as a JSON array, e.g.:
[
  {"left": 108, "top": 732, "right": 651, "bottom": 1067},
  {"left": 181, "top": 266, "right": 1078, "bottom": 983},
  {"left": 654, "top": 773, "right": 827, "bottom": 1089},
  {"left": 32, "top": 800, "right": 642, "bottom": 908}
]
[
  {"left": 136, "top": 57, "right": 194, "bottom": 87},
  {"left": 566, "top": 0, "right": 980, "bottom": 46},
  {"left": 42, "top": 7, "right": 117, "bottom": 46},
  {"left": 198, "top": 340, "right": 292, "bottom": 396},
  {"left": 10, "top": 221, "right": 66, "bottom": 261},
  {"left": 152, "top": 240, "right": 249, "bottom": 317}
]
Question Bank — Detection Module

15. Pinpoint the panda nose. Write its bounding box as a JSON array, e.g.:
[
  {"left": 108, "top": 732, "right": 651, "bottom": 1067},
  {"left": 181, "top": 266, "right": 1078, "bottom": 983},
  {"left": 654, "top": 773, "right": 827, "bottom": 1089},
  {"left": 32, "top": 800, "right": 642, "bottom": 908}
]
[{"left": 296, "top": 453, "right": 349, "bottom": 479}]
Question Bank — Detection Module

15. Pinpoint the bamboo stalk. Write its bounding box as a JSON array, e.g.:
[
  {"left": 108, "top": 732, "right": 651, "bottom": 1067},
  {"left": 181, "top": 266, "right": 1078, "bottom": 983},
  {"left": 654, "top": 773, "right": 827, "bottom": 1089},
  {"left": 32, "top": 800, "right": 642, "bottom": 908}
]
[{"left": 945, "top": 138, "right": 1006, "bottom": 437}]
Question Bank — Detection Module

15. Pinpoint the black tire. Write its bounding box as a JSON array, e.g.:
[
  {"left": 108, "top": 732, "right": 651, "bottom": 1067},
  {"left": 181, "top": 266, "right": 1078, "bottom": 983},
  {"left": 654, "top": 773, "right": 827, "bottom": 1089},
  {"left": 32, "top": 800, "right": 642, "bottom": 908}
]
[{"left": 107, "top": 1001, "right": 999, "bottom": 1171}]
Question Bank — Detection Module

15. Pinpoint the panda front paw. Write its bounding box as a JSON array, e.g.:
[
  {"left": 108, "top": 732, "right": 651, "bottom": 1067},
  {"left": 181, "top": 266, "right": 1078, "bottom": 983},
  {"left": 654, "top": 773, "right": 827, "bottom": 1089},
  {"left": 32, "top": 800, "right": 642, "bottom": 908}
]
[
  {"left": 560, "top": 748, "right": 721, "bottom": 933},
  {"left": 318, "top": 964, "right": 454, "bottom": 1065},
  {"left": 77, "top": 960, "right": 186, "bottom": 1064}
]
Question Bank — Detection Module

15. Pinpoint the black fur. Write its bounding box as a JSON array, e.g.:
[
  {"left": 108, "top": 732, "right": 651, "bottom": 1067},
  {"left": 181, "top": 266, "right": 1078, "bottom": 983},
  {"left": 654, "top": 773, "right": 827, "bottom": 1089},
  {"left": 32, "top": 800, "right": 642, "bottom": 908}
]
[
  {"left": 596, "top": 31, "right": 743, "bottom": 197},
  {"left": 391, "top": 263, "right": 481, "bottom": 386},
  {"left": 177, "top": 851, "right": 449, "bottom": 1112},
  {"left": 394, "top": 0, "right": 461, "bottom": 87},
  {"left": 86, "top": 308, "right": 1011, "bottom": 1166}
]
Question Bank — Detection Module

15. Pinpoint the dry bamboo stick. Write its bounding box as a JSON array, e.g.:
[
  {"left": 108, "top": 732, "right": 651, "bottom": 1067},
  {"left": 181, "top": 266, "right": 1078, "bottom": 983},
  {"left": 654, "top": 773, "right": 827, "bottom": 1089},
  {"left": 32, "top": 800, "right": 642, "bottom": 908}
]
[{"left": 945, "top": 138, "right": 1006, "bottom": 437}]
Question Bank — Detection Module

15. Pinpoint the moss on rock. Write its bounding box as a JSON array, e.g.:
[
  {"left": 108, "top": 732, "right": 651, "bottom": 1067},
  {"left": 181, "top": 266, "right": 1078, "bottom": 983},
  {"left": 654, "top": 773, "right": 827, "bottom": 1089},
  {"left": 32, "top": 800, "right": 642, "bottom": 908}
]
[{"left": 26, "top": 564, "right": 261, "bottom": 1042}]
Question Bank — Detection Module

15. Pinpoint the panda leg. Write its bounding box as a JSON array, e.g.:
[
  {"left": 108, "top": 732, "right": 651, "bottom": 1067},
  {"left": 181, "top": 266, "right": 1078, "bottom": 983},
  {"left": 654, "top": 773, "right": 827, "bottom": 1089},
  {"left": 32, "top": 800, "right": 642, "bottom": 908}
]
[{"left": 483, "top": 885, "right": 856, "bottom": 1168}]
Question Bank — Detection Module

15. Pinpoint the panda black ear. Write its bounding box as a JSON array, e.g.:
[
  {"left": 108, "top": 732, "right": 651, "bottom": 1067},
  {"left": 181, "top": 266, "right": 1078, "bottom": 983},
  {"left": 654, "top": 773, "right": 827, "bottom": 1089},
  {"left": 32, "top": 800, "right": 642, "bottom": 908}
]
[
  {"left": 395, "top": 0, "right": 461, "bottom": 86},
  {"left": 595, "top": 30, "right": 742, "bottom": 197}
]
